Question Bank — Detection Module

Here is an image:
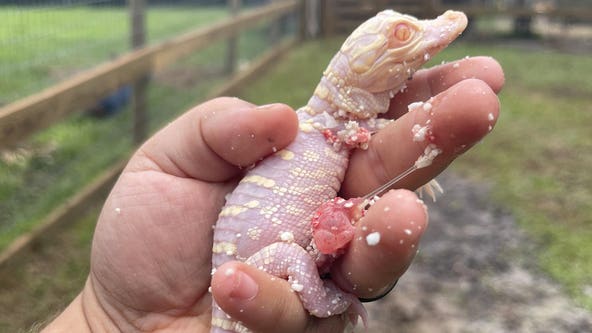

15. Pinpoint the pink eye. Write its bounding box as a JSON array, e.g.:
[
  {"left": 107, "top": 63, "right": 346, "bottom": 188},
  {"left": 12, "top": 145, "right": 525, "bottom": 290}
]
[{"left": 394, "top": 23, "right": 411, "bottom": 42}]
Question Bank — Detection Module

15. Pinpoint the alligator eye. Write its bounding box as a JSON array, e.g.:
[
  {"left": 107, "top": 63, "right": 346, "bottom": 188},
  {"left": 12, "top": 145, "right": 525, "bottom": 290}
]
[{"left": 394, "top": 23, "right": 411, "bottom": 42}]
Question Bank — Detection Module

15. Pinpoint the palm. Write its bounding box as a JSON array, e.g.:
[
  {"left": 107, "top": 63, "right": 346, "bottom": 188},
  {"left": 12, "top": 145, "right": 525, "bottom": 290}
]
[{"left": 90, "top": 169, "right": 233, "bottom": 325}]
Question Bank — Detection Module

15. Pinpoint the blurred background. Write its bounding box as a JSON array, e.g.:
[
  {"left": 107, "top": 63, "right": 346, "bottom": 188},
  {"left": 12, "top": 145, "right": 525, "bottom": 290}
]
[{"left": 0, "top": 0, "right": 590, "bottom": 331}]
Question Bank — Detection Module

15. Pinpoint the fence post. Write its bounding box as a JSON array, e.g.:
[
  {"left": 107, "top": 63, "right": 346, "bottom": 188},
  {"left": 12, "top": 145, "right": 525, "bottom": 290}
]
[
  {"left": 269, "top": 0, "right": 282, "bottom": 45},
  {"left": 130, "top": 0, "right": 149, "bottom": 145},
  {"left": 302, "top": 0, "right": 322, "bottom": 39},
  {"left": 513, "top": 0, "right": 534, "bottom": 37},
  {"left": 299, "top": 0, "right": 307, "bottom": 40},
  {"left": 425, "top": 0, "right": 440, "bottom": 17},
  {"left": 322, "top": 0, "right": 335, "bottom": 36},
  {"left": 225, "top": 0, "right": 241, "bottom": 75}
]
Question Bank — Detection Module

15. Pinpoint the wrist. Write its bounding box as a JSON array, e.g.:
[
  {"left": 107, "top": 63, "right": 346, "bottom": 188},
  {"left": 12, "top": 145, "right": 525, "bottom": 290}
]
[{"left": 42, "top": 277, "right": 118, "bottom": 333}]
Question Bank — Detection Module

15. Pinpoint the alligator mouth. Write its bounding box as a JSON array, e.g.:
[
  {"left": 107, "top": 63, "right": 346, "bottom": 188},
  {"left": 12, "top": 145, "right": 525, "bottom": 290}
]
[{"left": 422, "top": 10, "right": 468, "bottom": 55}]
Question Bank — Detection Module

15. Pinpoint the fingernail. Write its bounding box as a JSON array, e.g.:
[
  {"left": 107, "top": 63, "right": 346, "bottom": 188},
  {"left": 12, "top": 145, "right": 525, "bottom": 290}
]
[
  {"left": 226, "top": 268, "right": 259, "bottom": 301},
  {"left": 255, "top": 103, "right": 280, "bottom": 111}
]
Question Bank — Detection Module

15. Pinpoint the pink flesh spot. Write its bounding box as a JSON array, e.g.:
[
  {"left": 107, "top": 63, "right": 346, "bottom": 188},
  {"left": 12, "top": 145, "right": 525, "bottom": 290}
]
[
  {"left": 344, "top": 127, "right": 371, "bottom": 148},
  {"left": 322, "top": 129, "right": 339, "bottom": 145},
  {"left": 322, "top": 127, "right": 371, "bottom": 149},
  {"left": 311, "top": 197, "right": 365, "bottom": 254}
]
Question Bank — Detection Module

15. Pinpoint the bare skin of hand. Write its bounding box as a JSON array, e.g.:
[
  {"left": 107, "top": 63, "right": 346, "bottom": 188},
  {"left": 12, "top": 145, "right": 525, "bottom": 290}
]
[{"left": 43, "top": 57, "right": 504, "bottom": 333}]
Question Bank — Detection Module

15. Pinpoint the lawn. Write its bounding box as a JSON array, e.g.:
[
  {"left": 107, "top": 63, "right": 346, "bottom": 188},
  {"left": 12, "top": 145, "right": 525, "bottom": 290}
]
[
  {"left": 437, "top": 43, "right": 592, "bottom": 309},
  {"left": 0, "top": 5, "right": 229, "bottom": 104},
  {"left": 0, "top": 206, "right": 97, "bottom": 332}
]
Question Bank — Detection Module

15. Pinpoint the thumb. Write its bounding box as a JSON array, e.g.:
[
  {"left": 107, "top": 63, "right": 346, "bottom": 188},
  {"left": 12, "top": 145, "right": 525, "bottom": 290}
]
[{"left": 211, "top": 261, "right": 349, "bottom": 333}]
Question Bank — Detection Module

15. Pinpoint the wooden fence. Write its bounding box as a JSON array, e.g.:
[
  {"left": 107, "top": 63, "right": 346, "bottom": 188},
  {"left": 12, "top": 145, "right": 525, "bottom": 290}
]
[
  {"left": 0, "top": 0, "right": 306, "bottom": 267},
  {"left": 322, "top": 0, "right": 592, "bottom": 36},
  {"left": 0, "top": 0, "right": 302, "bottom": 149}
]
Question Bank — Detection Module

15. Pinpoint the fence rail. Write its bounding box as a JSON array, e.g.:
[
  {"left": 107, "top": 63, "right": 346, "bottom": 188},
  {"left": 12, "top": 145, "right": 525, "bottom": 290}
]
[
  {"left": 322, "top": 0, "right": 592, "bottom": 36},
  {"left": 0, "top": 0, "right": 299, "bottom": 149}
]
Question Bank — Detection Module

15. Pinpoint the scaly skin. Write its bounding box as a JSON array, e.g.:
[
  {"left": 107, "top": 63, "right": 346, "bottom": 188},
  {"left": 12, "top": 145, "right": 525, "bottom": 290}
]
[{"left": 211, "top": 10, "right": 468, "bottom": 333}]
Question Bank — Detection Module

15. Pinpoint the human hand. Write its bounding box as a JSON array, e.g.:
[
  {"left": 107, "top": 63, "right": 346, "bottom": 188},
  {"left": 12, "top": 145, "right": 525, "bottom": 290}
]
[{"left": 44, "top": 56, "right": 503, "bottom": 333}]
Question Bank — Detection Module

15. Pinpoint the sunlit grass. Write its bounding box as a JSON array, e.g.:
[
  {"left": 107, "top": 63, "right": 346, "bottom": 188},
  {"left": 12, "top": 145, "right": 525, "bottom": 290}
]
[{"left": 0, "top": 6, "right": 228, "bottom": 103}]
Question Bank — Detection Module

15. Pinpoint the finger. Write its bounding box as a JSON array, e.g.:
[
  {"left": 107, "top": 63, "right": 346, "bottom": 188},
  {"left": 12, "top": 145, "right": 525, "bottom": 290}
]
[
  {"left": 341, "top": 78, "right": 500, "bottom": 197},
  {"left": 388, "top": 56, "right": 505, "bottom": 119},
  {"left": 126, "top": 97, "right": 299, "bottom": 182},
  {"left": 330, "top": 189, "right": 428, "bottom": 300},
  {"left": 211, "top": 262, "right": 348, "bottom": 333}
]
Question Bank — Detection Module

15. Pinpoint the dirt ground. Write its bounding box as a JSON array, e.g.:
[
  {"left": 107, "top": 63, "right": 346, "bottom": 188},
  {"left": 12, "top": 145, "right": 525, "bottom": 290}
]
[{"left": 359, "top": 172, "right": 592, "bottom": 333}]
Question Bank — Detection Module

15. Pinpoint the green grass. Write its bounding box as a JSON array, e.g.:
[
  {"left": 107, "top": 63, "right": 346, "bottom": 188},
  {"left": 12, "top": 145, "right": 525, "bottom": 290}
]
[
  {"left": 240, "top": 39, "right": 592, "bottom": 309},
  {"left": 0, "top": 205, "right": 97, "bottom": 332},
  {"left": 440, "top": 43, "right": 592, "bottom": 309},
  {"left": 0, "top": 6, "right": 228, "bottom": 103}
]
